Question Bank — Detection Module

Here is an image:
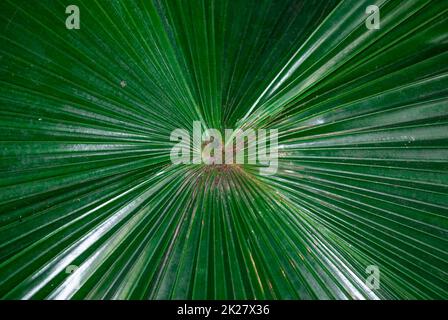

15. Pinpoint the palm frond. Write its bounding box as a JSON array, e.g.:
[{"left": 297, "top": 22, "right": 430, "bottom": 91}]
[{"left": 0, "top": 0, "right": 447, "bottom": 299}]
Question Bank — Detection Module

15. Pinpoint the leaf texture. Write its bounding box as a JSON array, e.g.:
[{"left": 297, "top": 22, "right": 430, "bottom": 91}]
[{"left": 0, "top": 0, "right": 447, "bottom": 299}]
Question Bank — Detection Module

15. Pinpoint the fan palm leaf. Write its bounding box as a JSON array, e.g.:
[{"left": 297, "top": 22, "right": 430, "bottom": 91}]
[{"left": 0, "top": 0, "right": 447, "bottom": 299}]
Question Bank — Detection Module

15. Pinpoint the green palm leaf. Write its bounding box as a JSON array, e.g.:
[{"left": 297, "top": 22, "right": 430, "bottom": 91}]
[{"left": 0, "top": 0, "right": 447, "bottom": 299}]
